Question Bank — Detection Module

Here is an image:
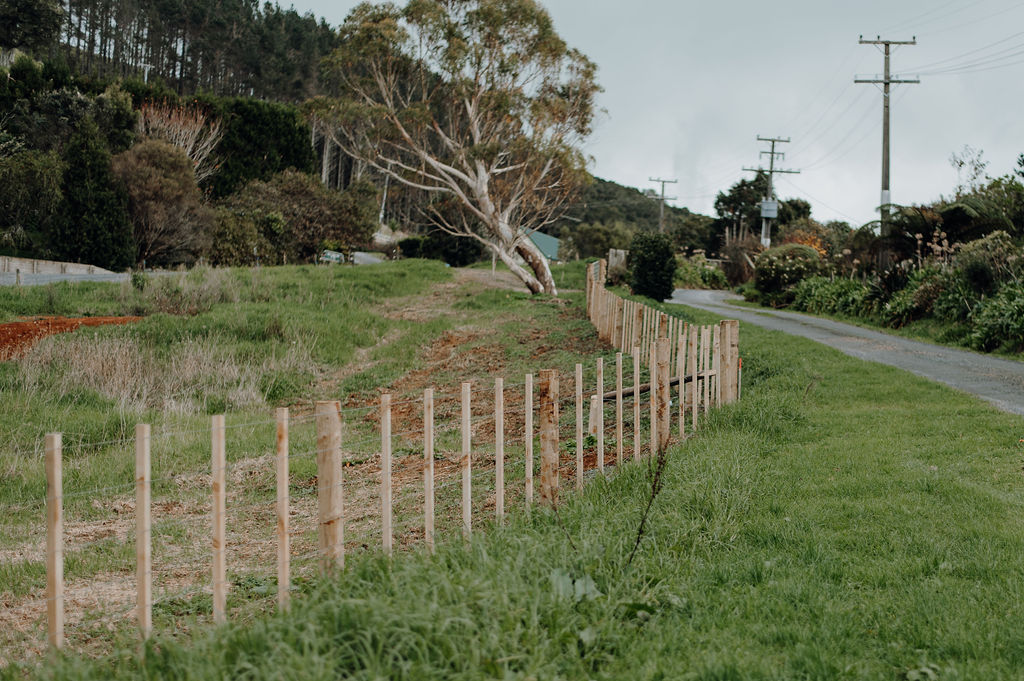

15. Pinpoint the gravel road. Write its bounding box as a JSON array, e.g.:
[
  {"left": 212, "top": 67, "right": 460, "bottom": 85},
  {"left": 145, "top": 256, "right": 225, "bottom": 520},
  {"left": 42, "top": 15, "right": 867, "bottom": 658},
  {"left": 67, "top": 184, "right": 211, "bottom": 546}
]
[{"left": 670, "top": 289, "right": 1024, "bottom": 416}]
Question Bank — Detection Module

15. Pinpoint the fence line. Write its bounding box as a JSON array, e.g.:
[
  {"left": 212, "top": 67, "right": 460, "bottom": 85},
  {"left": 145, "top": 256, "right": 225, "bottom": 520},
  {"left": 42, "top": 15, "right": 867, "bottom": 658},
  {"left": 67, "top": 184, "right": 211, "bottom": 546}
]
[{"left": 21, "top": 257, "right": 743, "bottom": 655}]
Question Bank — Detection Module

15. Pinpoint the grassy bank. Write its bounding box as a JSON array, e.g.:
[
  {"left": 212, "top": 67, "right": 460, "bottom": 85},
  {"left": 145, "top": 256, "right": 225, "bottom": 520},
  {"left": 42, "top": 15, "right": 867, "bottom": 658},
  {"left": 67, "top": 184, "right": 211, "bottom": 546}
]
[{"left": 13, "top": 296, "right": 1024, "bottom": 679}]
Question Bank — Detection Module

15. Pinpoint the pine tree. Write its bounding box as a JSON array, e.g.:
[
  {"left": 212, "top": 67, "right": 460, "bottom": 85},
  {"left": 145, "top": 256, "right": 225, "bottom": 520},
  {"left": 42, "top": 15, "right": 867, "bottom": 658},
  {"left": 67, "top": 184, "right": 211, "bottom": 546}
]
[{"left": 53, "top": 117, "right": 134, "bottom": 270}]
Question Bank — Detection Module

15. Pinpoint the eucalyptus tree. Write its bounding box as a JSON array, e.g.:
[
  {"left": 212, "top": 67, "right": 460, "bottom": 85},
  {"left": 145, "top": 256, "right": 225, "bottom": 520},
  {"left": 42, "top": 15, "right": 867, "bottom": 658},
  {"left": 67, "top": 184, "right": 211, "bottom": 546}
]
[{"left": 315, "top": 0, "right": 599, "bottom": 295}]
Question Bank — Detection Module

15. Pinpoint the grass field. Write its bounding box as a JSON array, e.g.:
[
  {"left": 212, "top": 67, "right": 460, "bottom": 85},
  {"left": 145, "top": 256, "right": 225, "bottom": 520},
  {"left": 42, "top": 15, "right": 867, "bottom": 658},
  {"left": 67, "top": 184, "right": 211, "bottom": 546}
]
[{"left": 4, "top": 263, "right": 1024, "bottom": 679}]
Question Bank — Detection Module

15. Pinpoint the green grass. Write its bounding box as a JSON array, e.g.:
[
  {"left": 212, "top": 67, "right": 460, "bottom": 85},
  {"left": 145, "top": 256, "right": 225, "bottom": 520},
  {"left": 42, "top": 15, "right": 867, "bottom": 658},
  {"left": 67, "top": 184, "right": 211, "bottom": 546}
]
[{"left": 11, "top": 293, "right": 1024, "bottom": 679}]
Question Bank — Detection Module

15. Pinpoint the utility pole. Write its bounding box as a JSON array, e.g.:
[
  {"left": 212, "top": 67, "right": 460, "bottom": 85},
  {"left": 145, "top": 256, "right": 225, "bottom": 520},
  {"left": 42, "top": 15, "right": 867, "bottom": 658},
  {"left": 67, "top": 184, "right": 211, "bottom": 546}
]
[
  {"left": 855, "top": 35, "right": 918, "bottom": 239},
  {"left": 743, "top": 136, "right": 800, "bottom": 248},
  {"left": 648, "top": 177, "right": 678, "bottom": 234}
]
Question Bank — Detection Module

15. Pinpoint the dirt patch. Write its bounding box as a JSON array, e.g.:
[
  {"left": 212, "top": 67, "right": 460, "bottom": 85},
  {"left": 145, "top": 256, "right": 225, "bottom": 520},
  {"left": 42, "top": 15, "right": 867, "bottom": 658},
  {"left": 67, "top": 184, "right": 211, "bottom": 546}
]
[{"left": 0, "top": 316, "right": 142, "bottom": 361}]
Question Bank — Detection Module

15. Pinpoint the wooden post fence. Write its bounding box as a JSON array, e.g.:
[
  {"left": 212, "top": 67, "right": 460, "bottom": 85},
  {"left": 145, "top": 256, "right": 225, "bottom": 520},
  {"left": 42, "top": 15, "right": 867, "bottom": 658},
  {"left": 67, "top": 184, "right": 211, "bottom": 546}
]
[
  {"left": 575, "top": 363, "right": 583, "bottom": 490},
  {"left": 46, "top": 432, "right": 63, "bottom": 650},
  {"left": 539, "top": 369, "right": 559, "bottom": 506},
  {"left": 275, "top": 408, "right": 289, "bottom": 610},
  {"left": 495, "top": 377, "right": 504, "bottom": 523},
  {"left": 461, "top": 382, "right": 472, "bottom": 539},
  {"left": 211, "top": 415, "right": 226, "bottom": 625},
  {"left": 424, "top": 389, "right": 435, "bottom": 551},
  {"left": 616, "top": 352, "right": 623, "bottom": 466},
  {"left": 381, "top": 394, "right": 393, "bottom": 555},
  {"left": 135, "top": 424, "right": 152, "bottom": 638},
  {"left": 596, "top": 357, "right": 604, "bottom": 473},
  {"left": 315, "top": 401, "right": 343, "bottom": 572},
  {"left": 525, "top": 375, "right": 533, "bottom": 508}
]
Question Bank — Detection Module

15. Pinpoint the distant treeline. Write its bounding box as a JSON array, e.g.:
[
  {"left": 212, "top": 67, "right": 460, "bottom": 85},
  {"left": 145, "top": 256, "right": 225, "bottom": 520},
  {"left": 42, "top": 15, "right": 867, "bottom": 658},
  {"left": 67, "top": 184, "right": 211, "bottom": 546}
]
[{"left": 54, "top": 0, "right": 338, "bottom": 99}]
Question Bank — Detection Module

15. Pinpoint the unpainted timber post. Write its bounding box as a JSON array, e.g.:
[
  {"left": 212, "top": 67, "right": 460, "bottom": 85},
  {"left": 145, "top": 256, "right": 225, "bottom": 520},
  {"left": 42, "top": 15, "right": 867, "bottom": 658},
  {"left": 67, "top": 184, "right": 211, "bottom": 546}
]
[
  {"left": 315, "top": 401, "right": 343, "bottom": 572},
  {"left": 46, "top": 433, "right": 63, "bottom": 650},
  {"left": 211, "top": 414, "right": 227, "bottom": 624},
  {"left": 136, "top": 424, "right": 152, "bottom": 636},
  {"left": 381, "top": 394, "right": 392, "bottom": 555},
  {"left": 656, "top": 338, "right": 671, "bottom": 450},
  {"left": 424, "top": 388, "right": 435, "bottom": 551},
  {"left": 538, "top": 370, "right": 560, "bottom": 506},
  {"left": 575, "top": 363, "right": 584, "bottom": 490},
  {"left": 633, "top": 348, "right": 641, "bottom": 461},
  {"left": 275, "top": 409, "right": 289, "bottom": 610},
  {"left": 461, "top": 382, "right": 472, "bottom": 539},
  {"left": 495, "top": 377, "right": 504, "bottom": 523},
  {"left": 524, "top": 375, "right": 533, "bottom": 508}
]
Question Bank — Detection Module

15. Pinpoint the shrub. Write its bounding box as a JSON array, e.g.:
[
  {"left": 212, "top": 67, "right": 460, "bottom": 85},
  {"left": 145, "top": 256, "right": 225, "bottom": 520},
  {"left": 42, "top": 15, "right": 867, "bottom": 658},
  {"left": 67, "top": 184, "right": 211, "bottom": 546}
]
[
  {"left": 881, "top": 266, "right": 944, "bottom": 327},
  {"left": 629, "top": 232, "right": 676, "bottom": 301},
  {"left": 969, "top": 283, "right": 1024, "bottom": 351},
  {"left": 420, "top": 230, "right": 485, "bottom": 267},
  {"left": 753, "top": 243, "right": 821, "bottom": 305},
  {"left": 791, "top": 277, "right": 869, "bottom": 316},
  {"left": 398, "top": 237, "right": 424, "bottom": 259}
]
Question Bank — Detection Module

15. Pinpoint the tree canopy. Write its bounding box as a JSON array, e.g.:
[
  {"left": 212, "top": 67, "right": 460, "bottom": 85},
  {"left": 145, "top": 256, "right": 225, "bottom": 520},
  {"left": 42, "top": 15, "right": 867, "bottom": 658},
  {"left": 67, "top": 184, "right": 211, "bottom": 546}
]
[{"left": 314, "top": 0, "right": 600, "bottom": 294}]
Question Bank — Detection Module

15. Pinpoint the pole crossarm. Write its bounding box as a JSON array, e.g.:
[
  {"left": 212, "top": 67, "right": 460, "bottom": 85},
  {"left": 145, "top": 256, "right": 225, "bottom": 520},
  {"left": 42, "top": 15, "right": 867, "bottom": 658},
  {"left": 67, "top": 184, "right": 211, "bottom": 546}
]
[{"left": 648, "top": 177, "right": 678, "bottom": 234}]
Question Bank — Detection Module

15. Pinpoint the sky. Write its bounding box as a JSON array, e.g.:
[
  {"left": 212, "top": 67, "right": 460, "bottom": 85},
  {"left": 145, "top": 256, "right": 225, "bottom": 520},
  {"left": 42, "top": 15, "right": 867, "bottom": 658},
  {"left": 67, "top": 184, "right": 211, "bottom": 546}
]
[{"left": 295, "top": 0, "right": 1024, "bottom": 227}]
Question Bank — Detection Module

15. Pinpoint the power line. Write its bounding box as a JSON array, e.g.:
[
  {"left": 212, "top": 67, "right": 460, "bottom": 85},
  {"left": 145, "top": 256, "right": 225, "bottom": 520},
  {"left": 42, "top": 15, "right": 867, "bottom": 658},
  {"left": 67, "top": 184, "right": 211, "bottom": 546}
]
[
  {"left": 648, "top": 177, "right": 678, "bottom": 233},
  {"left": 743, "top": 136, "right": 800, "bottom": 248},
  {"left": 855, "top": 35, "right": 919, "bottom": 240}
]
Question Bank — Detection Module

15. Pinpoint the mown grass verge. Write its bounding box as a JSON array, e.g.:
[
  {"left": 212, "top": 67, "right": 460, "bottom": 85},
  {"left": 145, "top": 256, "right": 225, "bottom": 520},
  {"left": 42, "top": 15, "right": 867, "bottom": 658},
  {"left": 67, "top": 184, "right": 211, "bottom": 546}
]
[{"left": 12, "top": 298, "right": 1024, "bottom": 680}]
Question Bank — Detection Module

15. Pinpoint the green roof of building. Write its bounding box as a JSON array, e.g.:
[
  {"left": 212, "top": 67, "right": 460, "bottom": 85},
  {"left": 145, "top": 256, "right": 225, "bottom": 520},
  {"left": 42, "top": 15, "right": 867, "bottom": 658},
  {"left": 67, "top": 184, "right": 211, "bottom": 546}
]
[{"left": 527, "top": 231, "right": 561, "bottom": 261}]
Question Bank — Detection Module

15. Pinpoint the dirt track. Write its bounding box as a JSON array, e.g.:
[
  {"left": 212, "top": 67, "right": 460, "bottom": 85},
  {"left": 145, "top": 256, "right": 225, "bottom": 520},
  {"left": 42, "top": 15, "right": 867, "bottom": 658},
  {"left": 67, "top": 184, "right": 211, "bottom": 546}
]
[
  {"left": 0, "top": 316, "right": 142, "bottom": 361},
  {"left": 670, "top": 289, "right": 1024, "bottom": 416}
]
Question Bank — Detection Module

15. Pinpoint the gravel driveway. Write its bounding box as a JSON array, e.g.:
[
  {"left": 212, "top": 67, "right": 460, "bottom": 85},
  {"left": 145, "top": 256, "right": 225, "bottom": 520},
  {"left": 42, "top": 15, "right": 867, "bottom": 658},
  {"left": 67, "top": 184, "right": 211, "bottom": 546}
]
[{"left": 670, "top": 289, "right": 1024, "bottom": 416}]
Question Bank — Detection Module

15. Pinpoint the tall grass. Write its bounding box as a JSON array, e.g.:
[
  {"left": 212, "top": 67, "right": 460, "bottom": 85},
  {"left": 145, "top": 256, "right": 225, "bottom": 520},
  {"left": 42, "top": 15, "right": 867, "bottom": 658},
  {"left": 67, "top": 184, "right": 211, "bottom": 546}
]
[{"left": 14, "top": 305, "right": 1024, "bottom": 680}]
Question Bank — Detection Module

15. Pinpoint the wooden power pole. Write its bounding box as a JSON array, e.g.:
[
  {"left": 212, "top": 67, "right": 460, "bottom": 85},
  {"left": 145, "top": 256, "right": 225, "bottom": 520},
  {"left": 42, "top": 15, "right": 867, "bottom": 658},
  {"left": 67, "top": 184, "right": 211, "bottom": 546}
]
[
  {"left": 648, "top": 177, "right": 678, "bottom": 234},
  {"left": 743, "top": 136, "right": 799, "bottom": 248},
  {"left": 855, "top": 35, "right": 919, "bottom": 239}
]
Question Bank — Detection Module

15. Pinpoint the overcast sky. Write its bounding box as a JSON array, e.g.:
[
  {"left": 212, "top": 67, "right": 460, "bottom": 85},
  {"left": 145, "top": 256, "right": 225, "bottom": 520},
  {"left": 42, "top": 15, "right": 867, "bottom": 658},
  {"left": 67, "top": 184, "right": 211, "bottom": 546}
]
[{"left": 295, "top": 0, "right": 1024, "bottom": 227}]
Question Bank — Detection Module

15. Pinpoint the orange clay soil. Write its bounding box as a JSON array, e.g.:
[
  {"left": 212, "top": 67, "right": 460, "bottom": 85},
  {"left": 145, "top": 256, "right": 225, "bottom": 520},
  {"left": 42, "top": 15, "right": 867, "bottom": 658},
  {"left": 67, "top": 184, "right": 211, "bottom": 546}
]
[{"left": 0, "top": 316, "right": 142, "bottom": 361}]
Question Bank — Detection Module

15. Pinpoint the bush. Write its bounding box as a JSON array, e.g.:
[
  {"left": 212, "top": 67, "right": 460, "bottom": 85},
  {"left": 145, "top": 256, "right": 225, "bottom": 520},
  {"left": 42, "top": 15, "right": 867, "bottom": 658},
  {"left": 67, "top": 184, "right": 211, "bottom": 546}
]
[
  {"left": 673, "top": 251, "right": 728, "bottom": 290},
  {"left": 628, "top": 232, "right": 676, "bottom": 301},
  {"left": 970, "top": 283, "right": 1024, "bottom": 351},
  {"left": 881, "top": 266, "right": 944, "bottom": 327},
  {"left": 753, "top": 243, "right": 821, "bottom": 305},
  {"left": 398, "top": 237, "right": 424, "bottom": 259},
  {"left": 421, "top": 230, "right": 485, "bottom": 267},
  {"left": 791, "top": 277, "right": 869, "bottom": 317}
]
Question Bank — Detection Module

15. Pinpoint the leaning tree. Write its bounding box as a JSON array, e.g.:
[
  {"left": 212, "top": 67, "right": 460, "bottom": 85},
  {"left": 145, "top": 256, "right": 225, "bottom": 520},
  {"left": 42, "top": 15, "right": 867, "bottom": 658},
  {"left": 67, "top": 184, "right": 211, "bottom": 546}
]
[{"left": 313, "top": 0, "right": 599, "bottom": 294}]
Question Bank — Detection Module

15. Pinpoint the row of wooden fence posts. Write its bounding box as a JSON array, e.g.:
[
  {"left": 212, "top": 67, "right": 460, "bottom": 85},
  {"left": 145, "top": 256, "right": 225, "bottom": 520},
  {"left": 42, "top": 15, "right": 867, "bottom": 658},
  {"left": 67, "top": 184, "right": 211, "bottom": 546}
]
[
  {"left": 40, "top": 263, "right": 741, "bottom": 650},
  {"left": 584, "top": 259, "right": 742, "bottom": 422}
]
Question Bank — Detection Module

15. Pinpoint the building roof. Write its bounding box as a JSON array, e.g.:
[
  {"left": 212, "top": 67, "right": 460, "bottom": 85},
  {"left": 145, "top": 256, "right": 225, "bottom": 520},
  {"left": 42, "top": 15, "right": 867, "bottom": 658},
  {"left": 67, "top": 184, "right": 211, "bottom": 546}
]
[{"left": 527, "top": 231, "right": 561, "bottom": 261}]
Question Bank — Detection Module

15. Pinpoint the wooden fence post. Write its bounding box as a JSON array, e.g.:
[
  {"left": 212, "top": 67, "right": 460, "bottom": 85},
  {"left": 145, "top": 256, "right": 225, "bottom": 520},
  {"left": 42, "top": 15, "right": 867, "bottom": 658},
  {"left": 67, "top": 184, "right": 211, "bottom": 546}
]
[
  {"left": 461, "top": 382, "right": 472, "bottom": 539},
  {"left": 649, "top": 341, "right": 658, "bottom": 455},
  {"left": 381, "top": 394, "right": 392, "bottom": 555},
  {"left": 677, "top": 326, "right": 687, "bottom": 436},
  {"left": 538, "top": 370, "right": 560, "bottom": 506},
  {"left": 722, "top": 320, "right": 739, "bottom": 404},
  {"left": 211, "top": 415, "right": 226, "bottom": 625},
  {"left": 275, "top": 408, "right": 289, "bottom": 610},
  {"left": 315, "top": 401, "right": 343, "bottom": 572},
  {"left": 424, "top": 389, "right": 435, "bottom": 551},
  {"left": 656, "top": 338, "right": 671, "bottom": 450},
  {"left": 616, "top": 352, "right": 623, "bottom": 466},
  {"left": 712, "top": 325, "right": 722, "bottom": 407},
  {"left": 495, "top": 377, "right": 504, "bottom": 523},
  {"left": 596, "top": 357, "right": 604, "bottom": 473},
  {"left": 702, "top": 326, "right": 711, "bottom": 416},
  {"left": 616, "top": 298, "right": 626, "bottom": 350},
  {"left": 633, "top": 348, "right": 641, "bottom": 461},
  {"left": 524, "top": 375, "right": 533, "bottom": 508},
  {"left": 575, "top": 363, "right": 584, "bottom": 490},
  {"left": 633, "top": 303, "right": 642, "bottom": 356},
  {"left": 689, "top": 325, "right": 699, "bottom": 431},
  {"left": 45, "top": 432, "right": 63, "bottom": 650},
  {"left": 135, "top": 424, "right": 152, "bottom": 637}
]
